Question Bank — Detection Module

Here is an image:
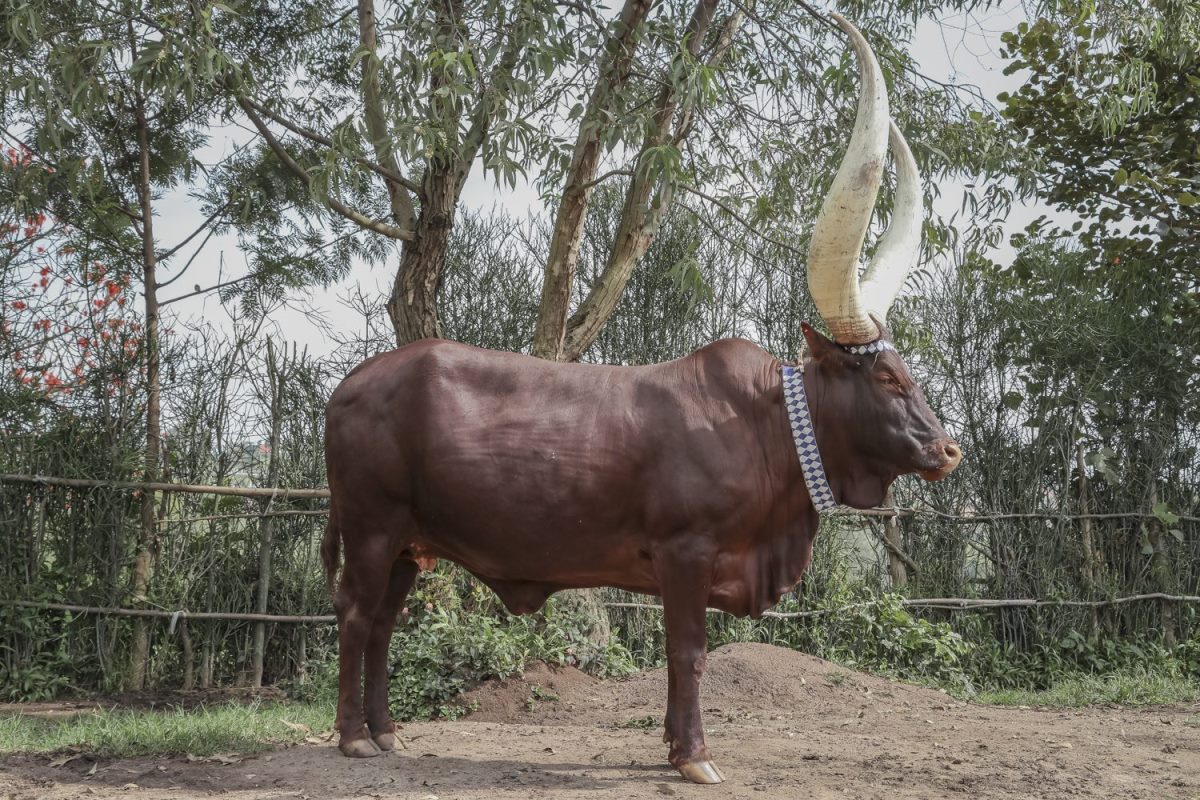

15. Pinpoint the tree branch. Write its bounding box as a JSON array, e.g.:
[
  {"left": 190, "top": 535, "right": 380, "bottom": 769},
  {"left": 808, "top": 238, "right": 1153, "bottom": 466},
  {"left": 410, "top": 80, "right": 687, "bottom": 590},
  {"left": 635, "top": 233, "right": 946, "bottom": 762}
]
[
  {"left": 357, "top": 0, "right": 418, "bottom": 230},
  {"left": 532, "top": 0, "right": 655, "bottom": 360},
  {"left": 562, "top": 0, "right": 735, "bottom": 361},
  {"left": 237, "top": 97, "right": 415, "bottom": 242},
  {"left": 157, "top": 200, "right": 230, "bottom": 264},
  {"left": 241, "top": 96, "right": 423, "bottom": 197}
]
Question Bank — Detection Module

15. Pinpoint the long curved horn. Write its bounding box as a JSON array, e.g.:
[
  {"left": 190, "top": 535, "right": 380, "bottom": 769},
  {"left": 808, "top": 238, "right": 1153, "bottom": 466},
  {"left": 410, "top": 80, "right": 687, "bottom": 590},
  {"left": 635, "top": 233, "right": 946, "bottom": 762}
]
[
  {"left": 806, "top": 12, "right": 888, "bottom": 345},
  {"left": 859, "top": 120, "right": 923, "bottom": 323},
  {"left": 808, "top": 14, "right": 925, "bottom": 344}
]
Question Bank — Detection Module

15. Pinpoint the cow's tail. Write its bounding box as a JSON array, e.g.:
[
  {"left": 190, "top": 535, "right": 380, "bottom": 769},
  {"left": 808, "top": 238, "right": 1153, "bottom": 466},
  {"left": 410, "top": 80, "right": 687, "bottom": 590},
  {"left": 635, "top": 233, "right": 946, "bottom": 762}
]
[{"left": 320, "top": 511, "right": 341, "bottom": 599}]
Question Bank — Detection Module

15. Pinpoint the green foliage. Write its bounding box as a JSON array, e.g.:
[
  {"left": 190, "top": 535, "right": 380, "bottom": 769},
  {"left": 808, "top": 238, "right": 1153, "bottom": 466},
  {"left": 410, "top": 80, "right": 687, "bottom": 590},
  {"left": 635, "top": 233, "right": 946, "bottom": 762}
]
[
  {"left": 813, "top": 595, "right": 973, "bottom": 688},
  {"left": 0, "top": 600, "right": 74, "bottom": 702},
  {"left": 965, "top": 629, "right": 1194, "bottom": 691},
  {"left": 999, "top": 1, "right": 1200, "bottom": 337},
  {"left": 617, "top": 714, "right": 660, "bottom": 730}
]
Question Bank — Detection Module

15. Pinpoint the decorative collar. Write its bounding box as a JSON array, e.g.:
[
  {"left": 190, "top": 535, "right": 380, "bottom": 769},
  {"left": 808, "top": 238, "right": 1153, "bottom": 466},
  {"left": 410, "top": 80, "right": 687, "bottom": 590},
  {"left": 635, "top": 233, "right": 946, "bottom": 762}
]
[
  {"left": 840, "top": 339, "right": 894, "bottom": 356},
  {"left": 781, "top": 363, "right": 838, "bottom": 512}
]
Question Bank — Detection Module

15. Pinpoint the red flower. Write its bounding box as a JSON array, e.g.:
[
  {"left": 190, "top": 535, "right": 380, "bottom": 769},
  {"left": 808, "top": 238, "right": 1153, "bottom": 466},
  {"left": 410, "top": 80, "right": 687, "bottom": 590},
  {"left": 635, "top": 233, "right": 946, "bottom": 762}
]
[{"left": 10, "top": 301, "right": 26, "bottom": 310}]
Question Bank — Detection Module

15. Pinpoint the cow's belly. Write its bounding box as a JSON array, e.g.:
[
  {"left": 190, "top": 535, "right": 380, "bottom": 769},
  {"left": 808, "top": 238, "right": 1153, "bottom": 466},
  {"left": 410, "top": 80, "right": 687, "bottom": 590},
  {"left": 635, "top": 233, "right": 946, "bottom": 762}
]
[{"left": 407, "top": 441, "right": 663, "bottom": 592}]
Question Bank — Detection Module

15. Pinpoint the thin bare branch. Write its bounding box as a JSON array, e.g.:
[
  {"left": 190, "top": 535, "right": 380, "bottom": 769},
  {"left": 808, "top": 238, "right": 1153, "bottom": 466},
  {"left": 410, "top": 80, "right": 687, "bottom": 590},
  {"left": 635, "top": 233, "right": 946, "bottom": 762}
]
[{"left": 237, "top": 97, "right": 415, "bottom": 242}]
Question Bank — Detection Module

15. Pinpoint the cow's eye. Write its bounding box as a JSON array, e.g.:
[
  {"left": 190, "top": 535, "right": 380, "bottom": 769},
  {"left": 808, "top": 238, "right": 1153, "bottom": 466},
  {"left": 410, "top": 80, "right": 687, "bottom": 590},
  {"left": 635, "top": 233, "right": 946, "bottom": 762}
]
[{"left": 878, "top": 373, "right": 903, "bottom": 392}]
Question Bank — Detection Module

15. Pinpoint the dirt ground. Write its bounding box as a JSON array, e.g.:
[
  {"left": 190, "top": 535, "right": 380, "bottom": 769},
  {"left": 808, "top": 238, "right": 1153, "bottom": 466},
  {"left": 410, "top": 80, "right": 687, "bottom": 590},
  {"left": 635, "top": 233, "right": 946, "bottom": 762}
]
[{"left": 2, "top": 643, "right": 1197, "bottom": 800}]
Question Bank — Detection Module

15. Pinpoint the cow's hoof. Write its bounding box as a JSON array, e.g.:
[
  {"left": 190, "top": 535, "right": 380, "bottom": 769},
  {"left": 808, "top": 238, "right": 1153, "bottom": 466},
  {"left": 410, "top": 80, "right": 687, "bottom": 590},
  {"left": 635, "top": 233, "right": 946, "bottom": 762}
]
[
  {"left": 372, "top": 731, "right": 400, "bottom": 752},
  {"left": 678, "top": 760, "right": 725, "bottom": 784},
  {"left": 339, "top": 736, "right": 382, "bottom": 758}
]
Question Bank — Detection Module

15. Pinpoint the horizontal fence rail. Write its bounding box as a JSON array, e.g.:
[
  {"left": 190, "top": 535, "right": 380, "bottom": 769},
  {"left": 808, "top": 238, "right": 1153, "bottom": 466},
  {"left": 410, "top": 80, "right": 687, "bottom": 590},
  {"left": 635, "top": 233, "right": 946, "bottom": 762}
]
[
  {"left": 4, "top": 473, "right": 1198, "bottom": 522},
  {"left": 6, "top": 593, "right": 1200, "bottom": 627},
  {"left": 0, "top": 473, "right": 330, "bottom": 499}
]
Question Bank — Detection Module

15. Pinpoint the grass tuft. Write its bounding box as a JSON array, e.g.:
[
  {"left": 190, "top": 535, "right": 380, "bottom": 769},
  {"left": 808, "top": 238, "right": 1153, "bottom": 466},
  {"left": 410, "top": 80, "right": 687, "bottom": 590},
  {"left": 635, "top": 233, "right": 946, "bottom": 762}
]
[
  {"left": 0, "top": 700, "right": 334, "bottom": 758},
  {"left": 975, "top": 670, "right": 1200, "bottom": 708}
]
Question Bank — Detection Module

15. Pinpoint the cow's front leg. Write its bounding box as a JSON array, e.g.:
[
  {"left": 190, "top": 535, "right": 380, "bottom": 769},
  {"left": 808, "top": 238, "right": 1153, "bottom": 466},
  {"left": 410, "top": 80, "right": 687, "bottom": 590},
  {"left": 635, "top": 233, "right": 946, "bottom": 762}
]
[{"left": 655, "top": 549, "right": 724, "bottom": 785}]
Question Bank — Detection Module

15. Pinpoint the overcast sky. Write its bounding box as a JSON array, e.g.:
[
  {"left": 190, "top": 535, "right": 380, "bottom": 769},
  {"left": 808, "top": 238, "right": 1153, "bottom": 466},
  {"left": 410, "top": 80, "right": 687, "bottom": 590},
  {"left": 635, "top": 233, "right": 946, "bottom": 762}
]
[{"left": 151, "top": 1, "right": 1047, "bottom": 355}]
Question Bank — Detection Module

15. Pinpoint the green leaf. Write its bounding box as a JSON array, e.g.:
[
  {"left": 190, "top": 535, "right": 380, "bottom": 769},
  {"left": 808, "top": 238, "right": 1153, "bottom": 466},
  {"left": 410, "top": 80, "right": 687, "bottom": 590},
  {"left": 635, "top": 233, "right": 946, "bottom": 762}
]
[{"left": 1152, "top": 502, "right": 1180, "bottom": 525}]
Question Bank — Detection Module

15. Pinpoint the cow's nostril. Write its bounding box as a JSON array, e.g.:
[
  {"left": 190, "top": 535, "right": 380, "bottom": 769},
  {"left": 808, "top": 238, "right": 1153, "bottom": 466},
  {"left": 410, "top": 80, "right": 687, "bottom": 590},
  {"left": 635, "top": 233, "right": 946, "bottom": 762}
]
[{"left": 944, "top": 442, "right": 961, "bottom": 461}]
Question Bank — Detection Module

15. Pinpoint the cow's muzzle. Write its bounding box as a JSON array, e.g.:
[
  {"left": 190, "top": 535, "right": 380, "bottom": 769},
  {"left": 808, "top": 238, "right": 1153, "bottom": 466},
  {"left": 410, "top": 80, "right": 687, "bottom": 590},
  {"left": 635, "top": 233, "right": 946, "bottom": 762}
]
[{"left": 918, "top": 439, "right": 962, "bottom": 481}]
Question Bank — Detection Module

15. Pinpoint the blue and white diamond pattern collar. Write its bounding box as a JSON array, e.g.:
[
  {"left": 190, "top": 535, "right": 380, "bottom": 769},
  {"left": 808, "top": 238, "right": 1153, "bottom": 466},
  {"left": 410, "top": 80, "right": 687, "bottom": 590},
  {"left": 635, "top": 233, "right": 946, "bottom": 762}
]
[
  {"left": 781, "top": 363, "right": 838, "bottom": 512},
  {"left": 841, "top": 339, "right": 894, "bottom": 356}
]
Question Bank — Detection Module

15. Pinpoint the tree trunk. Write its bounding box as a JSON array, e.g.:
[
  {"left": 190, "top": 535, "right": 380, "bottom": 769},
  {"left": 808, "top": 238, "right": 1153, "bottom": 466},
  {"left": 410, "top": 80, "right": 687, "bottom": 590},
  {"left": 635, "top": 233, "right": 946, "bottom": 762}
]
[
  {"left": 179, "top": 618, "right": 195, "bottom": 691},
  {"left": 252, "top": 340, "right": 285, "bottom": 687},
  {"left": 1146, "top": 483, "right": 1177, "bottom": 649},
  {"left": 296, "top": 627, "right": 308, "bottom": 686},
  {"left": 388, "top": 190, "right": 455, "bottom": 345},
  {"left": 560, "top": 0, "right": 730, "bottom": 363},
  {"left": 532, "top": 0, "right": 654, "bottom": 361},
  {"left": 128, "top": 89, "right": 162, "bottom": 691},
  {"left": 200, "top": 631, "right": 213, "bottom": 689},
  {"left": 1075, "top": 442, "right": 1099, "bottom": 632}
]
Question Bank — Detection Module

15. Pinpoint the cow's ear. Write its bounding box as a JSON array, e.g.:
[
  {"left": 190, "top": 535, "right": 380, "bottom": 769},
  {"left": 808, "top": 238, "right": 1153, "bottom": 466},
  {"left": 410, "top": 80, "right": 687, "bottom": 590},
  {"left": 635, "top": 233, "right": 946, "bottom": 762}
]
[{"left": 801, "top": 322, "right": 840, "bottom": 363}]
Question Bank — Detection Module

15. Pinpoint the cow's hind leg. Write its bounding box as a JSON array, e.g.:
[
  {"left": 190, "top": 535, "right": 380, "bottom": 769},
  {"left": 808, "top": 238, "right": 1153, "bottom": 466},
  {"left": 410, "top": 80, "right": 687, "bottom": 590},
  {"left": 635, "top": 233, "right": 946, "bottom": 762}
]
[
  {"left": 333, "top": 547, "right": 392, "bottom": 758},
  {"left": 363, "top": 557, "right": 419, "bottom": 751},
  {"left": 655, "top": 549, "right": 724, "bottom": 785}
]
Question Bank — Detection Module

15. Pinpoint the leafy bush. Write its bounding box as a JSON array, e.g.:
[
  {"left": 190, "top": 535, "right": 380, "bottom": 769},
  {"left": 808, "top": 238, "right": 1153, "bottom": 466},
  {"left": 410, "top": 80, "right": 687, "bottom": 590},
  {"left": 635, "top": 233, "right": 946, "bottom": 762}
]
[
  {"left": 795, "top": 593, "right": 974, "bottom": 690},
  {"left": 0, "top": 590, "right": 76, "bottom": 702}
]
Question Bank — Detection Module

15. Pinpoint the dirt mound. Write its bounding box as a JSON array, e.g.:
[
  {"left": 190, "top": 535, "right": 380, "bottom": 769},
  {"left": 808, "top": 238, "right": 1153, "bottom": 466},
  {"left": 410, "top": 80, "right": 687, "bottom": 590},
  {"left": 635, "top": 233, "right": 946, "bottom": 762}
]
[
  {"left": 460, "top": 643, "right": 952, "bottom": 727},
  {"left": 457, "top": 661, "right": 600, "bottom": 723}
]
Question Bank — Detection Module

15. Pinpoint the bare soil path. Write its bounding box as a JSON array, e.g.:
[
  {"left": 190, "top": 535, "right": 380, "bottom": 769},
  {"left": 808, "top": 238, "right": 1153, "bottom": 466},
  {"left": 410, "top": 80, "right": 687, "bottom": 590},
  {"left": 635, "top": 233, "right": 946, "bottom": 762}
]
[{"left": 2, "top": 644, "right": 1197, "bottom": 799}]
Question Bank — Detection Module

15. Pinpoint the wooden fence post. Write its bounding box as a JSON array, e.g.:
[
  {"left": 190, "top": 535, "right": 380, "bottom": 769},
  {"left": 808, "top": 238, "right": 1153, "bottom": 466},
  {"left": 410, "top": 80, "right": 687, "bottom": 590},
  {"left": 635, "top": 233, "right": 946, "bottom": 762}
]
[{"left": 882, "top": 488, "right": 908, "bottom": 589}]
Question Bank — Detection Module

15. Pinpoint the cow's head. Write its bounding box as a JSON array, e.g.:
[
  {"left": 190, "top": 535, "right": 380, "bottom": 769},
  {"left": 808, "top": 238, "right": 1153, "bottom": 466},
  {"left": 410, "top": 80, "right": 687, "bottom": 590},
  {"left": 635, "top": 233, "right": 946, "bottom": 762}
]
[
  {"left": 801, "top": 321, "right": 961, "bottom": 508},
  {"left": 799, "top": 14, "right": 961, "bottom": 508}
]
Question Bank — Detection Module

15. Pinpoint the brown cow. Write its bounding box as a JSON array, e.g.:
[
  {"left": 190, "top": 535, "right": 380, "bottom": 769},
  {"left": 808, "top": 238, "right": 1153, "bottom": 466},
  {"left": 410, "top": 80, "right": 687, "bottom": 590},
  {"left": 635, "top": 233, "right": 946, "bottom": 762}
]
[{"left": 321, "top": 13, "right": 961, "bottom": 785}]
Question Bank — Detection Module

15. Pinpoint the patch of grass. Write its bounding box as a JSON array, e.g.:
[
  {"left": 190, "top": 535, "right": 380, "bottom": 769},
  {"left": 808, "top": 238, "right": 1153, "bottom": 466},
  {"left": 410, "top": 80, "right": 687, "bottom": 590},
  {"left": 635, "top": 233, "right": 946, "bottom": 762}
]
[
  {"left": 975, "top": 670, "right": 1200, "bottom": 708},
  {"left": 825, "top": 670, "right": 853, "bottom": 687},
  {"left": 0, "top": 700, "right": 334, "bottom": 757},
  {"left": 617, "top": 714, "right": 659, "bottom": 730},
  {"left": 529, "top": 685, "right": 559, "bottom": 702}
]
